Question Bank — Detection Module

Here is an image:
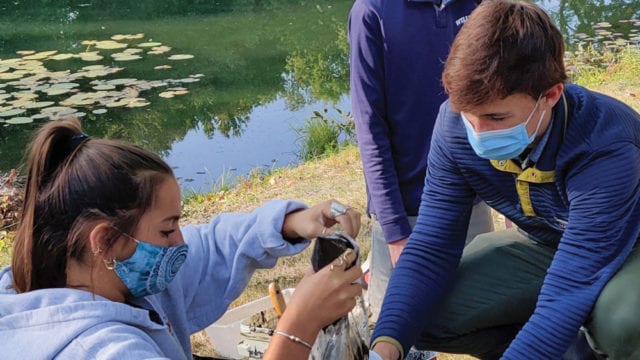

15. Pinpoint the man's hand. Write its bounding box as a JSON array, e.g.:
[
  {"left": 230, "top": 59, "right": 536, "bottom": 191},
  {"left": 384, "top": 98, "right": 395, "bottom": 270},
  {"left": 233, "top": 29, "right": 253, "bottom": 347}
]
[{"left": 388, "top": 237, "right": 408, "bottom": 266}]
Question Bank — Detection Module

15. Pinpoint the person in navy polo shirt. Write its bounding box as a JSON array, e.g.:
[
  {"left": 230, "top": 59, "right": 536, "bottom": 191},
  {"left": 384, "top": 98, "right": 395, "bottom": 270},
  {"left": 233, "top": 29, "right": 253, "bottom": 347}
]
[{"left": 348, "top": 0, "right": 494, "bottom": 339}]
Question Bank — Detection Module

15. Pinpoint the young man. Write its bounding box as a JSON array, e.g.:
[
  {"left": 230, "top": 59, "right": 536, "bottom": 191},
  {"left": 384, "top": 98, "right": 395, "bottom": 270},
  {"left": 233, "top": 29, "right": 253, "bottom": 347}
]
[{"left": 369, "top": 1, "right": 640, "bottom": 359}]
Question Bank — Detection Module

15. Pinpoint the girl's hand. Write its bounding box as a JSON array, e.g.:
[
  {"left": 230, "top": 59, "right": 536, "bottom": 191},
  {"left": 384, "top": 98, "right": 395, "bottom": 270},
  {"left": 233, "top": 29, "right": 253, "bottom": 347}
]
[
  {"left": 276, "top": 249, "right": 363, "bottom": 338},
  {"left": 282, "top": 199, "right": 361, "bottom": 240}
]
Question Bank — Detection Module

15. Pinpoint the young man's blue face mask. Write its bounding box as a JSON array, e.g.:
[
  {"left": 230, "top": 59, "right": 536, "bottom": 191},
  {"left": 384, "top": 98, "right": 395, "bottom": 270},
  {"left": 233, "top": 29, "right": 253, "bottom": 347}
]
[
  {"left": 461, "top": 95, "right": 546, "bottom": 160},
  {"left": 113, "top": 232, "right": 189, "bottom": 298}
]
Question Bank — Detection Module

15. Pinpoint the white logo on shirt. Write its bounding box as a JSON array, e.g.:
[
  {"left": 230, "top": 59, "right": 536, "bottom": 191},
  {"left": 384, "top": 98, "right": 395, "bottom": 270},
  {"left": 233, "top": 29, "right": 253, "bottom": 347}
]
[{"left": 456, "top": 16, "right": 469, "bottom": 27}]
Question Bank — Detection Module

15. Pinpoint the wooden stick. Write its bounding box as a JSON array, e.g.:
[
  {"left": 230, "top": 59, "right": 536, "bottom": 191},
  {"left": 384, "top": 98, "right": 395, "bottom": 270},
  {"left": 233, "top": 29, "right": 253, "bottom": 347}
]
[{"left": 268, "top": 281, "right": 287, "bottom": 317}]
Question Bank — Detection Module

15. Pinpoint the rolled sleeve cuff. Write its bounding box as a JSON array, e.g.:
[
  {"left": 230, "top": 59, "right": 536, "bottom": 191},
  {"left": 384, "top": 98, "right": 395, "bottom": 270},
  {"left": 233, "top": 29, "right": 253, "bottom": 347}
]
[
  {"left": 379, "top": 218, "right": 412, "bottom": 244},
  {"left": 370, "top": 336, "right": 405, "bottom": 360}
]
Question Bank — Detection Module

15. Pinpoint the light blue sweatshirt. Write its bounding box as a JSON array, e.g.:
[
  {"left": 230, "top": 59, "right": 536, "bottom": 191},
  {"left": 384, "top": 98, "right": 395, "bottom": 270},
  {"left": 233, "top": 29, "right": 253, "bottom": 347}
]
[{"left": 0, "top": 200, "right": 308, "bottom": 360}]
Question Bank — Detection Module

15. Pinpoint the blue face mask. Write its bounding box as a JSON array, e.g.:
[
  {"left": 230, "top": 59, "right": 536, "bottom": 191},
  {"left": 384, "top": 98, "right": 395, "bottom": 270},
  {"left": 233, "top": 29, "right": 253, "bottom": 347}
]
[
  {"left": 462, "top": 96, "right": 546, "bottom": 160},
  {"left": 113, "top": 233, "right": 188, "bottom": 298}
]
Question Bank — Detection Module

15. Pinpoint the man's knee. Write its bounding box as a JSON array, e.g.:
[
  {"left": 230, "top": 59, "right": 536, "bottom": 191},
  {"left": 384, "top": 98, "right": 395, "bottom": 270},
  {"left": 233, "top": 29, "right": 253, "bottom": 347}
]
[
  {"left": 589, "top": 287, "right": 640, "bottom": 359},
  {"left": 589, "top": 249, "right": 640, "bottom": 359}
]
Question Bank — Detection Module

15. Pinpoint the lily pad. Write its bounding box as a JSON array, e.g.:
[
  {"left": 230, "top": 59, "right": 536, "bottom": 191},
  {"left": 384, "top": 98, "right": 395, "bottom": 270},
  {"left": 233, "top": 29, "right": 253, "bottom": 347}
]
[
  {"left": 13, "top": 92, "right": 39, "bottom": 99},
  {"left": 92, "top": 109, "right": 108, "bottom": 115},
  {"left": 81, "top": 69, "right": 111, "bottom": 77},
  {"left": 154, "top": 65, "right": 172, "bottom": 70},
  {"left": 60, "top": 97, "right": 95, "bottom": 106},
  {"left": 0, "top": 72, "right": 24, "bottom": 80},
  {"left": 10, "top": 100, "right": 34, "bottom": 108},
  {"left": 107, "top": 78, "right": 137, "bottom": 86},
  {"left": 82, "top": 65, "right": 109, "bottom": 71},
  {"left": 16, "top": 50, "right": 36, "bottom": 56},
  {"left": 23, "top": 50, "right": 58, "bottom": 60},
  {"left": 111, "top": 54, "right": 143, "bottom": 61},
  {"left": 49, "top": 53, "right": 75, "bottom": 61},
  {"left": 122, "top": 48, "right": 144, "bottom": 54},
  {"left": 0, "top": 109, "right": 27, "bottom": 117},
  {"left": 178, "top": 78, "right": 200, "bottom": 83},
  {"left": 137, "top": 42, "right": 163, "bottom": 48},
  {"left": 126, "top": 99, "right": 150, "bottom": 108},
  {"left": 24, "top": 101, "right": 55, "bottom": 109},
  {"left": 6, "top": 117, "right": 33, "bottom": 124},
  {"left": 167, "top": 54, "right": 194, "bottom": 60},
  {"left": 148, "top": 80, "right": 168, "bottom": 88},
  {"left": 158, "top": 91, "right": 175, "bottom": 98},
  {"left": 79, "top": 53, "right": 104, "bottom": 62},
  {"left": 31, "top": 113, "right": 51, "bottom": 120},
  {"left": 93, "top": 84, "right": 116, "bottom": 91},
  {"left": 147, "top": 45, "right": 172, "bottom": 55},
  {"left": 44, "top": 88, "right": 72, "bottom": 96},
  {"left": 595, "top": 22, "right": 612, "bottom": 28},
  {"left": 152, "top": 45, "right": 171, "bottom": 52},
  {"left": 95, "top": 40, "right": 128, "bottom": 50},
  {"left": 105, "top": 99, "right": 130, "bottom": 107},
  {"left": 111, "top": 33, "right": 145, "bottom": 41},
  {"left": 41, "top": 106, "right": 76, "bottom": 115},
  {"left": 51, "top": 83, "right": 80, "bottom": 89}
]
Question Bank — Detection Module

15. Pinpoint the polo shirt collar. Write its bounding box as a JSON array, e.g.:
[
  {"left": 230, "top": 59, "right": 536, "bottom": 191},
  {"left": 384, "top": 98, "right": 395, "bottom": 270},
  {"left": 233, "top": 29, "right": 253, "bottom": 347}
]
[{"left": 407, "top": 0, "right": 445, "bottom": 6}]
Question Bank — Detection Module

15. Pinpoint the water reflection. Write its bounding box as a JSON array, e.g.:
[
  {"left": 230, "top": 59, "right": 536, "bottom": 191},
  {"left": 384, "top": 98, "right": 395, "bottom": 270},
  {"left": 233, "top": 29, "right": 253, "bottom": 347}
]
[
  {"left": 1, "top": 0, "right": 638, "bottom": 192},
  {"left": 0, "top": 0, "right": 351, "bottom": 191},
  {"left": 282, "top": 27, "right": 350, "bottom": 110},
  {"left": 538, "top": 0, "right": 640, "bottom": 45}
]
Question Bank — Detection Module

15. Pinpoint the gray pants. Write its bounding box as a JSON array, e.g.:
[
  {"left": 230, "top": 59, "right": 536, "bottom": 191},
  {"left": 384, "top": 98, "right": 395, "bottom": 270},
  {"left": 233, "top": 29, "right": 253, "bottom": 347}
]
[
  {"left": 415, "top": 228, "right": 640, "bottom": 360},
  {"left": 367, "top": 201, "right": 494, "bottom": 323}
]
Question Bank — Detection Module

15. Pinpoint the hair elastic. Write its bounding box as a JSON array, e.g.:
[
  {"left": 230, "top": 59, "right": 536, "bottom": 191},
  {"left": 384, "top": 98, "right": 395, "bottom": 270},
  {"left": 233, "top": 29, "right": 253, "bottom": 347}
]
[{"left": 67, "top": 133, "right": 91, "bottom": 163}]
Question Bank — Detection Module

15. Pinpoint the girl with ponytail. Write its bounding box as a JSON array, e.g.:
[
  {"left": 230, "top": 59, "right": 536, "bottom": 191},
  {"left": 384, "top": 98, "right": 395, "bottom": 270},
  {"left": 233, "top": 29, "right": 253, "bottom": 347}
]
[{"left": 1, "top": 118, "right": 363, "bottom": 360}]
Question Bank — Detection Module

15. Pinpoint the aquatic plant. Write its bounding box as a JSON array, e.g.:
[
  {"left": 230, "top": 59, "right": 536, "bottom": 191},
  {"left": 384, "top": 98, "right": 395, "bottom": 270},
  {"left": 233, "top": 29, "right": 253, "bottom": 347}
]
[
  {"left": 296, "top": 107, "right": 355, "bottom": 161},
  {"left": 0, "top": 33, "right": 199, "bottom": 126}
]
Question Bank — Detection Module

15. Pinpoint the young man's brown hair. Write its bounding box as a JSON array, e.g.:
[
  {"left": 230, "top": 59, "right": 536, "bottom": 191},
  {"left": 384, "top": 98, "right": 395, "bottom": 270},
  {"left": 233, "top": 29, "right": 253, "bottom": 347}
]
[{"left": 443, "top": 0, "right": 568, "bottom": 112}]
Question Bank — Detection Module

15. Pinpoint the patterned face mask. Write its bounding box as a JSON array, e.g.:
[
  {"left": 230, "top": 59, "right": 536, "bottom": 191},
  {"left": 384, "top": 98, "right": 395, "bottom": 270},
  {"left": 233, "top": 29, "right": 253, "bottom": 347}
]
[{"left": 113, "top": 233, "right": 188, "bottom": 298}]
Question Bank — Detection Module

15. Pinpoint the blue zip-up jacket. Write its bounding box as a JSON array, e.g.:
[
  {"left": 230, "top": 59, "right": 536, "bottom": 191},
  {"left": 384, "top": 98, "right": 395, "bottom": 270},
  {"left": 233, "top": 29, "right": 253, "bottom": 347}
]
[
  {"left": 0, "top": 200, "right": 308, "bottom": 360},
  {"left": 349, "top": 0, "right": 479, "bottom": 243},
  {"left": 371, "top": 84, "right": 640, "bottom": 358}
]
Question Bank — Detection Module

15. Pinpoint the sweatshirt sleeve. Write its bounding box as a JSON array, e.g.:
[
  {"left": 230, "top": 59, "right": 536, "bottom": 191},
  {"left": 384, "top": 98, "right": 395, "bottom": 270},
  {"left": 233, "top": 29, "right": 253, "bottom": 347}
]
[
  {"left": 349, "top": 1, "right": 412, "bottom": 243},
  {"left": 370, "top": 106, "right": 476, "bottom": 355},
  {"left": 175, "top": 199, "right": 309, "bottom": 333},
  {"left": 503, "top": 141, "right": 640, "bottom": 359}
]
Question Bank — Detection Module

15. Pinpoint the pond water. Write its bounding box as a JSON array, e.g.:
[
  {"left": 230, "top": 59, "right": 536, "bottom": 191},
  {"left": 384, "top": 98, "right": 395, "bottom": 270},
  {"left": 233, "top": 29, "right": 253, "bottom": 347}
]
[{"left": 1, "top": 0, "right": 638, "bottom": 193}]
